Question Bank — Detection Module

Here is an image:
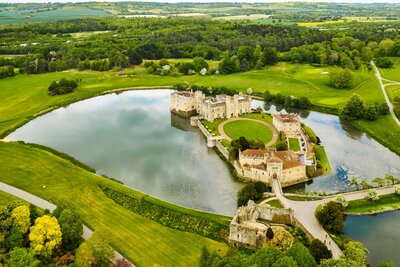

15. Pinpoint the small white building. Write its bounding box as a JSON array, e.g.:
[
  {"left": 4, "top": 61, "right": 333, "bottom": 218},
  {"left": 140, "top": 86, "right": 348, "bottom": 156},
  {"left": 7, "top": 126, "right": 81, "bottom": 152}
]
[
  {"left": 273, "top": 114, "right": 301, "bottom": 136},
  {"left": 170, "top": 90, "right": 252, "bottom": 121},
  {"left": 238, "top": 149, "right": 307, "bottom": 187}
]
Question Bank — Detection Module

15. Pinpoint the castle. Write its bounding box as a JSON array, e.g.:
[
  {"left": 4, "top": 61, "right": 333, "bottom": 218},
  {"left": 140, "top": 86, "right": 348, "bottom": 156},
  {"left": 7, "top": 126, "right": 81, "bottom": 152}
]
[
  {"left": 170, "top": 90, "right": 252, "bottom": 121},
  {"left": 238, "top": 149, "right": 307, "bottom": 187},
  {"left": 229, "top": 200, "right": 295, "bottom": 249},
  {"left": 272, "top": 114, "right": 301, "bottom": 136}
]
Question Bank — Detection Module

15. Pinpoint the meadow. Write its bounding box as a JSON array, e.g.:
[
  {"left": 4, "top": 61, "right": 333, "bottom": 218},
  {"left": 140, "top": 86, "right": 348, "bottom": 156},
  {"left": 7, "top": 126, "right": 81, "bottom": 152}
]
[
  {"left": 0, "top": 141, "right": 229, "bottom": 266},
  {"left": 0, "top": 6, "right": 110, "bottom": 25}
]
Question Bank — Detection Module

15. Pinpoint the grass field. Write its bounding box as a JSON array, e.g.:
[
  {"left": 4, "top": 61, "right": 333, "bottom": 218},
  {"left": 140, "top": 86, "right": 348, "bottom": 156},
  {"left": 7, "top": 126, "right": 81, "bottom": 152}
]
[
  {"left": 0, "top": 6, "right": 110, "bottom": 25},
  {"left": 313, "top": 145, "right": 332, "bottom": 175},
  {"left": 223, "top": 120, "right": 273, "bottom": 143},
  {"left": 266, "top": 199, "right": 284, "bottom": 208},
  {"left": 378, "top": 57, "right": 400, "bottom": 82},
  {"left": 0, "top": 190, "right": 28, "bottom": 206},
  {"left": 0, "top": 141, "right": 229, "bottom": 266},
  {"left": 288, "top": 137, "right": 301, "bottom": 151},
  {"left": 345, "top": 193, "right": 400, "bottom": 214}
]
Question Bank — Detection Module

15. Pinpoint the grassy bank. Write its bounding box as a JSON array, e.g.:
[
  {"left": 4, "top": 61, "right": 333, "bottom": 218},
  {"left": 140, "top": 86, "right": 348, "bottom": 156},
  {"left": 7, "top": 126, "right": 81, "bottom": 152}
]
[
  {"left": 313, "top": 145, "right": 332, "bottom": 175},
  {"left": 0, "top": 191, "right": 28, "bottom": 206},
  {"left": 345, "top": 193, "right": 400, "bottom": 214},
  {"left": 0, "top": 141, "right": 228, "bottom": 266}
]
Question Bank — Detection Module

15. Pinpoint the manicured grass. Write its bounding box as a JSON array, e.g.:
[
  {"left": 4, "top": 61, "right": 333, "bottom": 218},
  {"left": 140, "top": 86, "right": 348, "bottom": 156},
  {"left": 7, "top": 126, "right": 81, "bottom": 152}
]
[
  {"left": 285, "top": 195, "right": 322, "bottom": 201},
  {"left": 313, "top": 144, "right": 332, "bottom": 175},
  {"left": 379, "top": 57, "right": 400, "bottom": 82},
  {"left": 345, "top": 193, "right": 400, "bottom": 214},
  {"left": 0, "top": 141, "right": 228, "bottom": 266},
  {"left": 354, "top": 116, "right": 400, "bottom": 156},
  {"left": 266, "top": 199, "right": 284, "bottom": 208},
  {"left": 288, "top": 137, "right": 301, "bottom": 152},
  {"left": 201, "top": 118, "right": 225, "bottom": 136},
  {"left": 223, "top": 120, "right": 273, "bottom": 143},
  {"left": 0, "top": 190, "right": 28, "bottom": 206}
]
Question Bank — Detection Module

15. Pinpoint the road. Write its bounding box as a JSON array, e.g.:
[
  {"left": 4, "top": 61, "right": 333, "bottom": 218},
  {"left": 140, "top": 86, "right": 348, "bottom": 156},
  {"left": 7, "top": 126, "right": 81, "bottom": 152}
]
[
  {"left": 371, "top": 60, "right": 400, "bottom": 127},
  {"left": 271, "top": 178, "right": 397, "bottom": 260},
  {"left": 0, "top": 182, "right": 133, "bottom": 266}
]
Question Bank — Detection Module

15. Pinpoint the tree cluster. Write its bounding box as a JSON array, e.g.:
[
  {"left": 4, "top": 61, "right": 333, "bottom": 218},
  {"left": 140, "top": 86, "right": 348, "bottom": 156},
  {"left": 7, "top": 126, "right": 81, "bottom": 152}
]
[
  {"left": 339, "top": 94, "right": 389, "bottom": 121},
  {"left": 230, "top": 136, "right": 265, "bottom": 160},
  {"left": 0, "top": 65, "right": 15, "bottom": 80},
  {"left": 48, "top": 78, "right": 78, "bottom": 95},
  {"left": 264, "top": 90, "right": 312, "bottom": 109},
  {"left": 237, "top": 182, "right": 268, "bottom": 207},
  {"left": 315, "top": 201, "right": 344, "bottom": 234}
]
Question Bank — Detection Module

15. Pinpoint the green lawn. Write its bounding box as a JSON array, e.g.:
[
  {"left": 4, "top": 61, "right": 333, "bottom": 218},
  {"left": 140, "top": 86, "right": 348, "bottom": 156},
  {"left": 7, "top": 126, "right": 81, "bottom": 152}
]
[
  {"left": 0, "top": 190, "right": 28, "bottom": 206},
  {"left": 266, "top": 199, "right": 284, "bottom": 208},
  {"left": 379, "top": 57, "right": 400, "bottom": 82},
  {"left": 0, "top": 142, "right": 228, "bottom": 266},
  {"left": 345, "top": 193, "right": 400, "bottom": 214},
  {"left": 313, "top": 145, "right": 332, "bottom": 175},
  {"left": 285, "top": 195, "right": 323, "bottom": 201},
  {"left": 288, "top": 137, "right": 301, "bottom": 151},
  {"left": 223, "top": 120, "right": 273, "bottom": 143}
]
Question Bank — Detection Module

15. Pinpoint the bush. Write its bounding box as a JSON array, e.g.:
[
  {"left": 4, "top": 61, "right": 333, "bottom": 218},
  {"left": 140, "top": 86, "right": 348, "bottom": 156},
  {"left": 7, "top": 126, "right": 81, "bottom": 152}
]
[
  {"left": 366, "top": 189, "right": 379, "bottom": 201},
  {"left": 99, "top": 185, "right": 229, "bottom": 241},
  {"left": 276, "top": 141, "right": 288, "bottom": 151},
  {"left": 306, "top": 166, "right": 315, "bottom": 178},
  {"left": 335, "top": 196, "right": 348, "bottom": 208},
  {"left": 48, "top": 78, "right": 78, "bottom": 95}
]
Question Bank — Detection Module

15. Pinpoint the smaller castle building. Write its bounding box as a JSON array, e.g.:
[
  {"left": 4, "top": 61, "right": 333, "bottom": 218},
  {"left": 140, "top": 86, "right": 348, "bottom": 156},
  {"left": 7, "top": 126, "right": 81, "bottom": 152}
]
[
  {"left": 170, "top": 90, "right": 252, "bottom": 121},
  {"left": 273, "top": 114, "right": 301, "bottom": 136},
  {"left": 238, "top": 149, "right": 307, "bottom": 186}
]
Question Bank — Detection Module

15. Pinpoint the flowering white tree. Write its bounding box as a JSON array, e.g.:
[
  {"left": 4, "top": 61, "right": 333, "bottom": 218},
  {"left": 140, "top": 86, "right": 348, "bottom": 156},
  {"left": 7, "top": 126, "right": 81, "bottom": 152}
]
[
  {"left": 188, "top": 69, "right": 196, "bottom": 75},
  {"left": 200, "top": 68, "right": 207, "bottom": 76},
  {"left": 246, "top": 88, "right": 253, "bottom": 95},
  {"left": 161, "top": 65, "right": 170, "bottom": 72},
  {"left": 215, "top": 70, "right": 219, "bottom": 75},
  {"left": 335, "top": 195, "right": 348, "bottom": 208},
  {"left": 395, "top": 184, "right": 400, "bottom": 195},
  {"left": 365, "top": 189, "right": 379, "bottom": 201}
]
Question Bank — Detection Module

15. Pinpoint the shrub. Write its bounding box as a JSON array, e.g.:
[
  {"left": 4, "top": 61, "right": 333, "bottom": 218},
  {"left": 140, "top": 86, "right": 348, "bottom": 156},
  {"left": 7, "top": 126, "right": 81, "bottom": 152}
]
[
  {"left": 306, "top": 166, "right": 315, "bottom": 178},
  {"left": 48, "top": 78, "right": 78, "bottom": 95},
  {"left": 276, "top": 141, "right": 288, "bottom": 151},
  {"left": 335, "top": 196, "right": 348, "bottom": 208},
  {"left": 99, "top": 185, "right": 229, "bottom": 241},
  {"left": 395, "top": 185, "right": 400, "bottom": 195},
  {"left": 366, "top": 189, "right": 379, "bottom": 201},
  {"left": 237, "top": 182, "right": 268, "bottom": 207},
  {"left": 376, "top": 57, "right": 393, "bottom": 68}
]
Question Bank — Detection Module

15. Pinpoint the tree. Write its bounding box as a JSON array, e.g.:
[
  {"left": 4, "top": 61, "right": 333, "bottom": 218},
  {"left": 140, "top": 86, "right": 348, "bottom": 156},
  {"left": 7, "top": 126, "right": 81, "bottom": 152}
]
[
  {"left": 309, "top": 239, "right": 332, "bottom": 263},
  {"left": 11, "top": 205, "right": 30, "bottom": 234},
  {"left": 264, "top": 47, "right": 279, "bottom": 66},
  {"left": 29, "top": 215, "right": 62, "bottom": 258},
  {"left": 285, "top": 242, "right": 317, "bottom": 267},
  {"left": 363, "top": 104, "right": 378, "bottom": 121},
  {"left": 372, "top": 177, "right": 385, "bottom": 187},
  {"left": 384, "top": 174, "right": 397, "bottom": 185},
  {"left": 219, "top": 56, "right": 238, "bottom": 74},
  {"left": 376, "top": 57, "right": 393, "bottom": 68},
  {"left": 247, "top": 247, "right": 282, "bottom": 267},
  {"left": 7, "top": 248, "right": 40, "bottom": 267},
  {"left": 394, "top": 185, "right": 400, "bottom": 195},
  {"left": 192, "top": 57, "right": 209, "bottom": 72},
  {"left": 335, "top": 196, "right": 348, "bottom": 209},
  {"left": 343, "top": 241, "right": 368, "bottom": 266},
  {"left": 88, "top": 231, "right": 115, "bottom": 265},
  {"left": 58, "top": 208, "right": 83, "bottom": 250},
  {"left": 266, "top": 227, "right": 274, "bottom": 239},
  {"left": 328, "top": 69, "right": 353, "bottom": 89},
  {"left": 366, "top": 189, "right": 379, "bottom": 201},
  {"left": 237, "top": 182, "right": 267, "bottom": 207},
  {"left": 6, "top": 227, "right": 23, "bottom": 249},
  {"left": 339, "top": 94, "right": 365, "bottom": 120},
  {"left": 128, "top": 49, "right": 142, "bottom": 65},
  {"left": 276, "top": 141, "right": 288, "bottom": 151},
  {"left": 316, "top": 201, "right": 344, "bottom": 234},
  {"left": 349, "top": 177, "right": 359, "bottom": 190},
  {"left": 271, "top": 255, "right": 298, "bottom": 267},
  {"left": 75, "top": 241, "right": 95, "bottom": 267},
  {"left": 361, "top": 181, "right": 373, "bottom": 190}
]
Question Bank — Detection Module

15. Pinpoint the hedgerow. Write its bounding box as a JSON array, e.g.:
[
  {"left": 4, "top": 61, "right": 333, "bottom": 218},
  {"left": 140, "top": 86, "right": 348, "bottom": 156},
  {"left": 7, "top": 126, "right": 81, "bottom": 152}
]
[{"left": 98, "top": 185, "right": 229, "bottom": 242}]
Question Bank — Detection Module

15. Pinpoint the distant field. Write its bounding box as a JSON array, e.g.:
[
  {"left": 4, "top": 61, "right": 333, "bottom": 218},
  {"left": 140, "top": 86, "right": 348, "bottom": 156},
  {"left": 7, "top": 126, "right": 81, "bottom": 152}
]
[
  {"left": 298, "top": 17, "right": 400, "bottom": 27},
  {"left": 0, "top": 6, "right": 110, "bottom": 25},
  {"left": 213, "top": 14, "right": 271, "bottom": 21},
  {"left": 0, "top": 63, "right": 383, "bottom": 138}
]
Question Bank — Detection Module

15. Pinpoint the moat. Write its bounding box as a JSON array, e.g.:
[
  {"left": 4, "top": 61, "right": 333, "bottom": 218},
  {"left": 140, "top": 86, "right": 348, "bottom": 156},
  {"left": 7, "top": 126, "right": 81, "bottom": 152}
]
[{"left": 7, "top": 89, "right": 400, "bottom": 264}]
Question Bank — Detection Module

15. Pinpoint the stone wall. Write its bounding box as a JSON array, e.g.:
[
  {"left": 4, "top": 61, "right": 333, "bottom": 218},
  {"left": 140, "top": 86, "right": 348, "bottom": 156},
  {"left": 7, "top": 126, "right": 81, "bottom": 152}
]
[{"left": 216, "top": 140, "right": 229, "bottom": 160}]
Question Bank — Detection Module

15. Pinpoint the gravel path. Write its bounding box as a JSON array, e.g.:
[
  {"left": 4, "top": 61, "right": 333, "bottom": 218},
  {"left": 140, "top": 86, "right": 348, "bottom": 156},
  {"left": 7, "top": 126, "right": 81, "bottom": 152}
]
[{"left": 371, "top": 60, "right": 400, "bottom": 127}]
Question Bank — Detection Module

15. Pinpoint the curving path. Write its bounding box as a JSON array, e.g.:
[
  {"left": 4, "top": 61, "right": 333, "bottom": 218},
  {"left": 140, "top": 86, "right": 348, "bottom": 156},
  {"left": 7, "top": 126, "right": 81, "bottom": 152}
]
[
  {"left": 371, "top": 60, "right": 400, "bottom": 127},
  {"left": 218, "top": 117, "right": 278, "bottom": 147},
  {"left": 0, "top": 181, "right": 134, "bottom": 266},
  {"left": 271, "top": 178, "right": 397, "bottom": 260}
]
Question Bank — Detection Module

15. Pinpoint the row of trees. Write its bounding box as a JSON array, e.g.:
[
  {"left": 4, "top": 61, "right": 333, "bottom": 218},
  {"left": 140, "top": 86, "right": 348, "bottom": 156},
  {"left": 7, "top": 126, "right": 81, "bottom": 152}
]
[
  {"left": 264, "top": 90, "right": 312, "bottom": 109},
  {"left": 339, "top": 94, "right": 389, "bottom": 121}
]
